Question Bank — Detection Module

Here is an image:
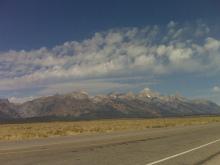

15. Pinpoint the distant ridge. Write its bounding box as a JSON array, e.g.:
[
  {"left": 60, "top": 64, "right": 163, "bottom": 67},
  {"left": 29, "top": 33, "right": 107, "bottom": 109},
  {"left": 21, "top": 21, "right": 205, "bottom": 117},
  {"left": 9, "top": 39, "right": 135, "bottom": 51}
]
[{"left": 1, "top": 89, "right": 220, "bottom": 121}]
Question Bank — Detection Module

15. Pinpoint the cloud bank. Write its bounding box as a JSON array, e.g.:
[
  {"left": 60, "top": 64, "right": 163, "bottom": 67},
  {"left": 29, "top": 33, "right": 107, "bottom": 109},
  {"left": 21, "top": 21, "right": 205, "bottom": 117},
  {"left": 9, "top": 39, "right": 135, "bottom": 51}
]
[{"left": 0, "top": 21, "right": 220, "bottom": 99}]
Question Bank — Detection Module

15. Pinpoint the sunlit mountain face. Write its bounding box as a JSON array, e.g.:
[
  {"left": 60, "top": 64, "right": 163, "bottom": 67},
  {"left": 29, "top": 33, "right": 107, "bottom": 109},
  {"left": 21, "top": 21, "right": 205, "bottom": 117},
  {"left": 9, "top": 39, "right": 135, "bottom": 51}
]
[
  {"left": 0, "top": 1, "right": 220, "bottom": 105},
  {"left": 1, "top": 89, "right": 220, "bottom": 120}
]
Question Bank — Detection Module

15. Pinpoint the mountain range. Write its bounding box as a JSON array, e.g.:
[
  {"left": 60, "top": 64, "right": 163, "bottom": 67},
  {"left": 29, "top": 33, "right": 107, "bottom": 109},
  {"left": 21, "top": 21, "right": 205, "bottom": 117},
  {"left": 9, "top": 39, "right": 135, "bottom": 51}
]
[{"left": 1, "top": 88, "right": 220, "bottom": 121}]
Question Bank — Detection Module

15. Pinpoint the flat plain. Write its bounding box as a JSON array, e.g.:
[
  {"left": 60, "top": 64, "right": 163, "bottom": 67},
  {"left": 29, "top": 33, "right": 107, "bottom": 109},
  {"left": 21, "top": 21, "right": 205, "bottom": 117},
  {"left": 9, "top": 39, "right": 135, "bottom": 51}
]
[
  {"left": 1, "top": 116, "right": 220, "bottom": 141},
  {"left": 1, "top": 121, "right": 220, "bottom": 165}
]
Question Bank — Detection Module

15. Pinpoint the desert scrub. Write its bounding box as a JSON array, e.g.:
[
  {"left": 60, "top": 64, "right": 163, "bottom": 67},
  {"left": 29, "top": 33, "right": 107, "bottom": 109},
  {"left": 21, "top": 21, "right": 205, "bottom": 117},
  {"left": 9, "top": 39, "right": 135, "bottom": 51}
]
[{"left": 0, "top": 116, "right": 220, "bottom": 141}]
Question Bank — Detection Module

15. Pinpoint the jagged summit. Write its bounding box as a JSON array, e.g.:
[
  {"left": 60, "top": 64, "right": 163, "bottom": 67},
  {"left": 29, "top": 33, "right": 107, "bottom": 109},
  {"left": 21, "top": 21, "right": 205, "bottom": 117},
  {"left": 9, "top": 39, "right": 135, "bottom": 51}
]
[
  {"left": 0, "top": 88, "right": 220, "bottom": 121},
  {"left": 67, "top": 90, "right": 89, "bottom": 99},
  {"left": 107, "top": 92, "right": 119, "bottom": 99},
  {"left": 138, "top": 88, "right": 161, "bottom": 98},
  {"left": 0, "top": 98, "right": 10, "bottom": 104},
  {"left": 119, "top": 91, "right": 136, "bottom": 99}
]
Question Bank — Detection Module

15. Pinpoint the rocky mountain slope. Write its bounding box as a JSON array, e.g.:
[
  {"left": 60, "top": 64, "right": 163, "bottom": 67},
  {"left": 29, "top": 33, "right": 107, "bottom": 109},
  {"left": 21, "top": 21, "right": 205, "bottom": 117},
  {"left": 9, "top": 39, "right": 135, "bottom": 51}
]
[
  {"left": 0, "top": 99, "right": 20, "bottom": 120},
  {"left": 1, "top": 89, "right": 220, "bottom": 121}
]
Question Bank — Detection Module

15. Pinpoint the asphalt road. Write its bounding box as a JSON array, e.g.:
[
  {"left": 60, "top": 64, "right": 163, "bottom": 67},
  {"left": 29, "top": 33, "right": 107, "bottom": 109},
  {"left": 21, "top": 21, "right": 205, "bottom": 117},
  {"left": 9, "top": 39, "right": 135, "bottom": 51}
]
[{"left": 1, "top": 123, "right": 220, "bottom": 165}]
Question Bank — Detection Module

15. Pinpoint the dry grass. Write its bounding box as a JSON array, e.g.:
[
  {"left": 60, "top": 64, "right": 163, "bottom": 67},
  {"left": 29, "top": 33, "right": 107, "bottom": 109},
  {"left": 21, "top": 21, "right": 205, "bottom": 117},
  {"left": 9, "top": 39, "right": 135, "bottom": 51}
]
[{"left": 1, "top": 116, "right": 220, "bottom": 141}]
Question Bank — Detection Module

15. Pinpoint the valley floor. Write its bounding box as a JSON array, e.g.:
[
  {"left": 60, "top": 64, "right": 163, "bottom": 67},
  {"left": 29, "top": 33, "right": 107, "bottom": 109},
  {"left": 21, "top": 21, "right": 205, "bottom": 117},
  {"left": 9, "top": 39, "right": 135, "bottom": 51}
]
[{"left": 1, "top": 116, "right": 220, "bottom": 141}]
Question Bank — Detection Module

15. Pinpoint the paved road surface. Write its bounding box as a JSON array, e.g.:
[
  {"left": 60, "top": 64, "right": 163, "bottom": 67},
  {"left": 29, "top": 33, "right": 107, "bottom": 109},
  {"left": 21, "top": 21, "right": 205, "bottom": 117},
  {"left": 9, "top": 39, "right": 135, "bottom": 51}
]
[{"left": 1, "top": 123, "right": 220, "bottom": 165}]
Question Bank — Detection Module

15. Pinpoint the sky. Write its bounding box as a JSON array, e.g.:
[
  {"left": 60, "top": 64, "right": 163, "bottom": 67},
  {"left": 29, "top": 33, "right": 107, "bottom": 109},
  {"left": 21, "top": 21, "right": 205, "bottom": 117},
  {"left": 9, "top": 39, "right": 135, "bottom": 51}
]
[{"left": 0, "top": 0, "right": 220, "bottom": 104}]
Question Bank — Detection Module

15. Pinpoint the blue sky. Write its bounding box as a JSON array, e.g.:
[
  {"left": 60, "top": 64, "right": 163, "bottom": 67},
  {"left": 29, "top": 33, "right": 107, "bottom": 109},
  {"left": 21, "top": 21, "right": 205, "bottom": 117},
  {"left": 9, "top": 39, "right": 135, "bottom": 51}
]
[{"left": 0, "top": 0, "right": 220, "bottom": 104}]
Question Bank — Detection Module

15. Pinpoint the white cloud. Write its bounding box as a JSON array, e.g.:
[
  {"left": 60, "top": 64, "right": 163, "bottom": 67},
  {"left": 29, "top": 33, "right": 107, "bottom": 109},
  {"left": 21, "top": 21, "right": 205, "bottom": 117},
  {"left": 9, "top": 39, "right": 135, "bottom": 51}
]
[
  {"left": 204, "top": 37, "right": 220, "bottom": 51},
  {"left": 168, "top": 47, "right": 192, "bottom": 63},
  {"left": 0, "top": 21, "right": 220, "bottom": 97},
  {"left": 213, "top": 86, "right": 220, "bottom": 92}
]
